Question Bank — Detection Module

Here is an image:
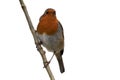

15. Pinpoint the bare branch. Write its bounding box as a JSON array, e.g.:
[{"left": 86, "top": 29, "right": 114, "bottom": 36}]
[{"left": 19, "top": 0, "right": 55, "bottom": 80}]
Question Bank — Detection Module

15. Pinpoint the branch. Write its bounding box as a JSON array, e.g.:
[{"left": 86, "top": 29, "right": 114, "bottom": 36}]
[{"left": 19, "top": 0, "right": 55, "bottom": 80}]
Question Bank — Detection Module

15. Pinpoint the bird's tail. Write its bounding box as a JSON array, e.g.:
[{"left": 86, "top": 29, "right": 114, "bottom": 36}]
[{"left": 56, "top": 56, "right": 65, "bottom": 73}]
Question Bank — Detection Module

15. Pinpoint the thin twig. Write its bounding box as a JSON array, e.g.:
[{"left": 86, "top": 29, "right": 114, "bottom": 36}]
[{"left": 19, "top": 0, "right": 55, "bottom": 80}]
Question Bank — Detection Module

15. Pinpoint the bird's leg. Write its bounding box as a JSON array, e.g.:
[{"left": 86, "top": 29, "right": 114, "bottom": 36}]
[
  {"left": 49, "top": 53, "right": 55, "bottom": 63},
  {"left": 44, "top": 53, "right": 55, "bottom": 68}
]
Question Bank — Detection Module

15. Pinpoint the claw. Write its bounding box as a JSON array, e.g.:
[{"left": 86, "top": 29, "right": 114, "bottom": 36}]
[
  {"left": 43, "top": 61, "right": 50, "bottom": 68},
  {"left": 35, "top": 41, "right": 42, "bottom": 50}
]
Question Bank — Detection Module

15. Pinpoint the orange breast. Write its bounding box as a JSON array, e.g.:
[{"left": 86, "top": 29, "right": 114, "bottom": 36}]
[{"left": 37, "top": 15, "right": 58, "bottom": 35}]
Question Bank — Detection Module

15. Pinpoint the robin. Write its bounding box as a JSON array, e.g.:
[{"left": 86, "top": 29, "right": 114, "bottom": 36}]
[{"left": 36, "top": 8, "right": 65, "bottom": 73}]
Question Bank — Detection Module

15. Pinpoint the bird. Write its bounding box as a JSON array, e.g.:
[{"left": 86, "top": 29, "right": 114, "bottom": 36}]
[{"left": 36, "top": 8, "right": 65, "bottom": 73}]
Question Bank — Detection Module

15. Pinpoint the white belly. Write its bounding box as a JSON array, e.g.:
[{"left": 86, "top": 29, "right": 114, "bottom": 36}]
[{"left": 37, "top": 33, "right": 64, "bottom": 52}]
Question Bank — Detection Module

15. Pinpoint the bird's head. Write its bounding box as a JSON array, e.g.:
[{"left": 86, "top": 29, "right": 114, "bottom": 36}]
[{"left": 44, "top": 8, "right": 56, "bottom": 16}]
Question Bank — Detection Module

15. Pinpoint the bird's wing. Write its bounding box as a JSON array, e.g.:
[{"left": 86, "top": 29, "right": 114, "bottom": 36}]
[{"left": 58, "top": 21, "right": 64, "bottom": 38}]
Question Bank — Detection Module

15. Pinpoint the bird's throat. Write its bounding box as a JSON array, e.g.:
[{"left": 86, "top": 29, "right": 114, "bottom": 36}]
[{"left": 37, "top": 16, "right": 58, "bottom": 35}]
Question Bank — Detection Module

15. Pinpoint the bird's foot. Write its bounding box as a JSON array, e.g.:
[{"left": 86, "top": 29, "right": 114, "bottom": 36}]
[
  {"left": 43, "top": 54, "right": 54, "bottom": 68},
  {"left": 43, "top": 61, "right": 50, "bottom": 68},
  {"left": 35, "top": 41, "right": 42, "bottom": 50}
]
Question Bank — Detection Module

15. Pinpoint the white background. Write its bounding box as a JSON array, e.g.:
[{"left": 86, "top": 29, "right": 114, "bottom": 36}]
[{"left": 0, "top": 0, "right": 120, "bottom": 80}]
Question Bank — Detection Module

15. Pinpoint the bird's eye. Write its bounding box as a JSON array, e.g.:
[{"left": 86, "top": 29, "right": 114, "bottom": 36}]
[
  {"left": 46, "top": 11, "right": 49, "bottom": 14},
  {"left": 53, "top": 11, "right": 56, "bottom": 15}
]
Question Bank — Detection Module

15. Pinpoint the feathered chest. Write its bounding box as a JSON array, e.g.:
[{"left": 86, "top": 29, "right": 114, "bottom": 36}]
[{"left": 37, "top": 15, "right": 58, "bottom": 35}]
